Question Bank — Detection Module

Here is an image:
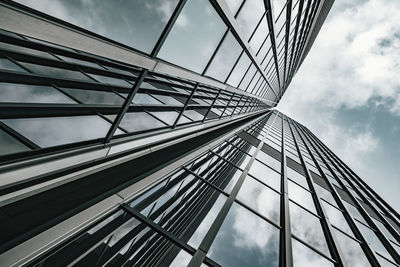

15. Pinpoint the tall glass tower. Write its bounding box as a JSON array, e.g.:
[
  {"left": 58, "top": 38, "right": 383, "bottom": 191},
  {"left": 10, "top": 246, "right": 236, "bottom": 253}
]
[{"left": 1, "top": 0, "right": 399, "bottom": 266}]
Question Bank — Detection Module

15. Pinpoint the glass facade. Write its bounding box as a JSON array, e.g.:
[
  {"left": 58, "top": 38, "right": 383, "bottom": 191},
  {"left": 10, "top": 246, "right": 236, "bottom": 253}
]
[
  {"left": 9, "top": 0, "right": 332, "bottom": 104},
  {"left": 2, "top": 1, "right": 399, "bottom": 266},
  {"left": 0, "top": 28, "right": 267, "bottom": 161},
  {"left": 5, "top": 111, "right": 397, "bottom": 266}
]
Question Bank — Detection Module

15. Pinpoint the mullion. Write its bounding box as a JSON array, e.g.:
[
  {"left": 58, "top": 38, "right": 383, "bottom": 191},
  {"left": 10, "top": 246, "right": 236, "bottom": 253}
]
[
  {"left": 304, "top": 125, "right": 400, "bottom": 240},
  {"left": 172, "top": 83, "right": 199, "bottom": 128},
  {"left": 187, "top": 112, "right": 279, "bottom": 266},
  {"left": 104, "top": 69, "right": 148, "bottom": 143},
  {"left": 286, "top": 116, "right": 345, "bottom": 265},
  {"left": 297, "top": 121, "right": 385, "bottom": 266},
  {"left": 297, "top": 122, "right": 400, "bottom": 263}
]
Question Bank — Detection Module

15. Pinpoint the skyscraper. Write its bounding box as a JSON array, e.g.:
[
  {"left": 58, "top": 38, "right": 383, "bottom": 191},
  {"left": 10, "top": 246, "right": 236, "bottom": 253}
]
[{"left": 0, "top": 0, "right": 399, "bottom": 266}]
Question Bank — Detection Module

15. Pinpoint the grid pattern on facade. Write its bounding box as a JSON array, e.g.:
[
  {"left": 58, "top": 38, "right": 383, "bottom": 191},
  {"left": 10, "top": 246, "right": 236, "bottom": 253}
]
[
  {"left": 6, "top": 0, "right": 333, "bottom": 102},
  {"left": 23, "top": 111, "right": 400, "bottom": 266},
  {"left": 0, "top": 28, "right": 268, "bottom": 163}
]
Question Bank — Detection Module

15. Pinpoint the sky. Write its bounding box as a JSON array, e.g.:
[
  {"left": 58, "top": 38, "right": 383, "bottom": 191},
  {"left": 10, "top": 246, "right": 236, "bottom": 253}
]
[{"left": 278, "top": 0, "right": 400, "bottom": 212}]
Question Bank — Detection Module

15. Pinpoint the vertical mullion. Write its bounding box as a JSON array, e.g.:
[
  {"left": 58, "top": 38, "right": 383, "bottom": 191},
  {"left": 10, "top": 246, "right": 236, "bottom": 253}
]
[
  {"left": 230, "top": 95, "right": 243, "bottom": 117},
  {"left": 150, "top": 0, "right": 188, "bottom": 57},
  {"left": 286, "top": 117, "right": 346, "bottom": 266},
  {"left": 297, "top": 123, "right": 400, "bottom": 264},
  {"left": 219, "top": 93, "right": 235, "bottom": 119},
  {"left": 279, "top": 114, "right": 293, "bottom": 267},
  {"left": 263, "top": 0, "right": 281, "bottom": 90},
  {"left": 202, "top": 30, "right": 229, "bottom": 75},
  {"left": 295, "top": 122, "right": 383, "bottom": 266},
  {"left": 202, "top": 89, "right": 222, "bottom": 123},
  {"left": 104, "top": 69, "right": 148, "bottom": 143},
  {"left": 187, "top": 111, "right": 276, "bottom": 266},
  {"left": 172, "top": 83, "right": 199, "bottom": 128}
]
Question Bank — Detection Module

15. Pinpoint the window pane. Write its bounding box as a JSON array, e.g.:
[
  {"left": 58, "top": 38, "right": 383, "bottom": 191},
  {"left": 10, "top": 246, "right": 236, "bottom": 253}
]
[
  {"left": 333, "top": 228, "right": 370, "bottom": 267},
  {"left": 0, "top": 129, "right": 30, "bottom": 156},
  {"left": 249, "top": 160, "right": 281, "bottom": 191},
  {"left": 86, "top": 73, "right": 132, "bottom": 87},
  {"left": 0, "top": 83, "right": 75, "bottom": 104},
  {"left": 256, "top": 150, "right": 281, "bottom": 172},
  {"left": 314, "top": 184, "right": 337, "bottom": 207},
  {"left": 152, "top": 94, "right": 183, "bottom": 106},
  {"left": 227, "top": 52, "right": 251, "bottom": 87},
  {"left": 249, "top": 16, "right": 269, "bottom": 52},
  {"left": 15, "top": 0, "right": 180, "bottom": 53},
  {"left": 0, "top": 42, "right": 58, "bottom": 60},
  {"left": 237, "top": 176, "right": 280, "bottom": 224},
  {"left": 0, "top": 58, "right": 26, "bottom": 72},
  {"left": 355, "top": 221, "right": 394, "bottom": 261},
  {"left": 292, "top": 238, "right": 333, "bottom": 267},
  {"left": 132, "top": 93, "right": 162, "bottom": 105},
  {"left": 61, "top": 87, "right": 124, "bottom": 105},
  {"left": 288, "top": 180, "right": 316, "bottom": 213},
  {"left": 287, "top": 167, "right": 309, "bottom": 189},
  {"left": 321, "top": 200, "right": 354, "bottom": 237},
  {"left": 188, "top": 194, "right": 227, "bottom": 248},
  {"left": 183, "top": 109, "right": 204, "bottom": 121},
  {"left": 226, "top": 0, "right": 243, "bottom": 15},
  {"left": 114, "top": 112, "right": 166, "bottom": 133},
  {"left": 289, "top": 202, "right": 331, "bottom": 256},
  {"left": 18, "top": 62, "right": 91, "bottom": 81},
  {"left": 205, "top": 31, "right": 242, "bottom": 82},
  {"left": 158, "top": 0, "right": 227, "bottom": 73},
  {"left": 2, "top": 115, "right": 112, "bottom": 147},
  {"left": 239, "top": 64, "right": 257, "bottom": 90},
  {"left": 149, "top": 111, "right": 179, "bottom": 125},
  {"left": 236, "top": 0, "right": 265, "bottom": 39},
  {"left": 208, "top": 203, "right": 279, "bottom": 266}
]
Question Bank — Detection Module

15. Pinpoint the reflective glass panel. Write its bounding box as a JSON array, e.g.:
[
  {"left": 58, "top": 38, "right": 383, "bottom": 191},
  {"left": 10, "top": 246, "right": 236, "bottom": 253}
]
[
  {"left": 333, "top": 228, "right": 371, "bottom": 267},
  {"left": 288, "top": 180, "right": 316, "bottom": 213},
  {"left": 239, "top": 64, "right": 257, "bottom": 90},
  {"left": 289, "top": 202, "right": 331, "bottom": 256},
  {"left": 292, "top": 238, "right": 333, "bottom": 267},
  {"left": 0, "top": 58, "right": 26, "bottom": 72},
  {"left": 236, "top": 0, "right": 265, "bottom": 39},
  {"left": 158, "top": 0, "right": 227, "bottom": 73},
  {"left": 249, "top": 16, "right": 269, "bottom": 52},
  {"left": 249, "top": 160, "right": 281, "bottom": 191},
  {"left": 152, "top": 94, "right": 183, "bottom": 106},
  {"left": 321, "top": 200, "right": 354, "bottom": 237},
  {"left": 208, "top": 203, "right": 279, "bottom": 266},
  {"left": 183, "top": 109, "right": 204, "bottom": 121},
  {"left": 114, "top": 112, "right": 166, "bottom": 133},
  {"left": 86, "top": 73, "right": 132, "bottom": 87},
  {"left": 226, "top": 52, "right": 251, "bottom": 87},
  {"left": 188, "top": 194, "right": 227, "bottom": 248},
  {"left": 256, "top": 150, "right": 281, "bottom": 172},
  {"left": 61, "top": 88, "right": 124, "bottom": 105},
  {"left": 132, "top": 93, "right": 162, "bottom": 105},
  {"left": 0, "top": 83, "right": 75, "bottom": 103},
  {"left": 15, "top": 0, "right": 180, "bottom": 53},
  {"left": 0, "top": 42, "right": 58, "bottom": 60},
  {"left": 18, "top": 62, "right": 91, "bottom": 81},
  {"left": 237, "top": 176, "right": 280, "bottom": 224},
  {"left": 0, "top": 128, "right": 30, "bottom": 156},
  {"left": 2, "top": 115, "right": 112, "bottom": 147},
  {"left": 314, "top": 184, "right": 337, "bottom": 207},
  {"left": 150, "top": 111, "right": 179, "bottom": 125},
  {"left": 226, "top": 0, "right": 243, "bottom": 15},
  {"left": 287, "top": 167, "right": 308, "bottom": 189},
  {"left": 205, "top": 31, "right": 242, "bottom": 82},
  {"left": 355, "top": 221, "right": 394, "bottom": 261}
]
